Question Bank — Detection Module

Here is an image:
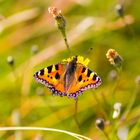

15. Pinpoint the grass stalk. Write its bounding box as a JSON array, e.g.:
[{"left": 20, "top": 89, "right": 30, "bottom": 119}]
[{"left": 0, "top": 126, "right": 92, "bottom": 140}]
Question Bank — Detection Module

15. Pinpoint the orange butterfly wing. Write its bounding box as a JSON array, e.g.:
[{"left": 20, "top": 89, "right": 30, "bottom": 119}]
[
  {"left": 34, "top": 63, "right": 67, "bottom": 96},
  {"left": 66, "top": 64, "right": 102, "bottom": 98}
]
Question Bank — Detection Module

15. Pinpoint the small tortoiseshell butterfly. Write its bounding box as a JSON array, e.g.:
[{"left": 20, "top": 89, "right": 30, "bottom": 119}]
[{"left": 34, "top": 56, "right": 101, "bottom": 99}]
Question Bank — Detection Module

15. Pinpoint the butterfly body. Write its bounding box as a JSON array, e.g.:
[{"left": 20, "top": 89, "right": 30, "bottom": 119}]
[
  {"left": 63, "top": 56, "right": 77, "bottom": 93},
  {"left": 34, "top": 56, "right": 101, "bottom": 99}
]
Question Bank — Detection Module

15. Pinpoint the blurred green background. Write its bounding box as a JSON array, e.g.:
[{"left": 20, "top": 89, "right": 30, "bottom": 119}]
[{"left": 0, "top": 0, "right": 140, "bottom": 139}]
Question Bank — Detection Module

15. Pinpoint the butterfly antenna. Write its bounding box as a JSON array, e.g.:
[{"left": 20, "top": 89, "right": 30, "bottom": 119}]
[{"left": 85, "top": 47, "right": 93, "bottom": 57}]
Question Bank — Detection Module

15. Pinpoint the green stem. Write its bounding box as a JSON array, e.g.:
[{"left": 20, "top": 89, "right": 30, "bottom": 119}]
[
  {"left": 111, "top": 121, "right": 120, "bottom": 140},
  {"left": 127, "top": 118, "right": 140, "bottom": 140},
  {"left": 92, "top": 91, "right": 108, "bottom": 119},
  {"left": 74, "top": 98, "right": 81, "bottom": 131},
  {"left": 102, "top": 130, "right": 111, "bottom": 140},
  {"left": 64, "top": 37, "right": 70, "bottom": 51},
  {"left": 111, "top": 66, "right": 122, "bottom": 105},
  {"left": 61, "top": 28, "right": 70, "bottom": 52},
  {"left": 122, "top": 86, "right": 140, "bottom": 120}
]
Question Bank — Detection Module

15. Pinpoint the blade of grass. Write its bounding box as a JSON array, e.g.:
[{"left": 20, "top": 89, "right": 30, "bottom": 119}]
[
  {"left": 0, "top": 126, "right": 92, "bottom": 140},
  {"left": 127, "top": 118, "right": 140, "bottom": 140}
]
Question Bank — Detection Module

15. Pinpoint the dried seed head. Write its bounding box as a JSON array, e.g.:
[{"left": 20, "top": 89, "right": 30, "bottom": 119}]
[
  {"left": 135, "top": 75, "right": 140, "bottom": 85},
  {"left": 106, "top": 49, "right": 123, "bottom": 68},
  {"left": 7, "top": 56, "right": 14, "bottom": 66},
  {"left": 108, "top": 70, "right": 118, "bottom": 81},
  {"left": 114, "top": 102, "right": 122, "bottom": 110},
  {"left": 36, "top": 87, "right": 45, "bottom": 96},
  {"left": 34, "top": 134, "right": 43, "bottom": 140},
  {"left": 48, "top": 7, "right": 69, "bottom": 50},
  {"left": 31, "top": 45, "right": 38, "bottom": 55},
  {"left": 11, "top": 109, "right": 21, "bottom": 125},
  {"left": 115, "top": 4, "right": 124, "bottom": 17},
  {"left": 113, "top": 102, "right": 122, "bottom": 119},
  {"left": 48, "top": 7, "right": 66, "bottom": 34},
  {"left": 117, "top": 126, "right": 128, "bottom": 140},
  {"left": 95, "top": 118, "right": 105, "bottom": 130},
  {"left": 48, "top": 7, "right": 66, "bottom": 29},
  {"left": 48, "top": 7, "right": 62, "bottom": 18}
]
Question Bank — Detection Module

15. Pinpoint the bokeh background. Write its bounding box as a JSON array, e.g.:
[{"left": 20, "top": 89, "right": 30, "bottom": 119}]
[{"left": 0, "top": 0, "right": 140, "bottom": 139}]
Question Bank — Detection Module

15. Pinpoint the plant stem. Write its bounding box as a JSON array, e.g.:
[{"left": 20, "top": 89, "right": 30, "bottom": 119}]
[
  {"left": 74, "top": 98, "right": 81, "bottom": 131},
  {"left": 122, "top": 85, "right": 140, "bottom": 120},
  {"left": 102, "top": 130, "right": 111, "bottom": 140},
  {"left": 0, "top": 127, "right": 92, "bottom": 140},
  {"left": 92, "top": 91, "right": 108, "bottom": 119}
]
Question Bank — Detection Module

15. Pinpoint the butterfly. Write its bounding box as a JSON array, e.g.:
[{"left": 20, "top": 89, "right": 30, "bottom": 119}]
[{"left": 34, "top": 56, "right": 101, "bottom": 99}]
